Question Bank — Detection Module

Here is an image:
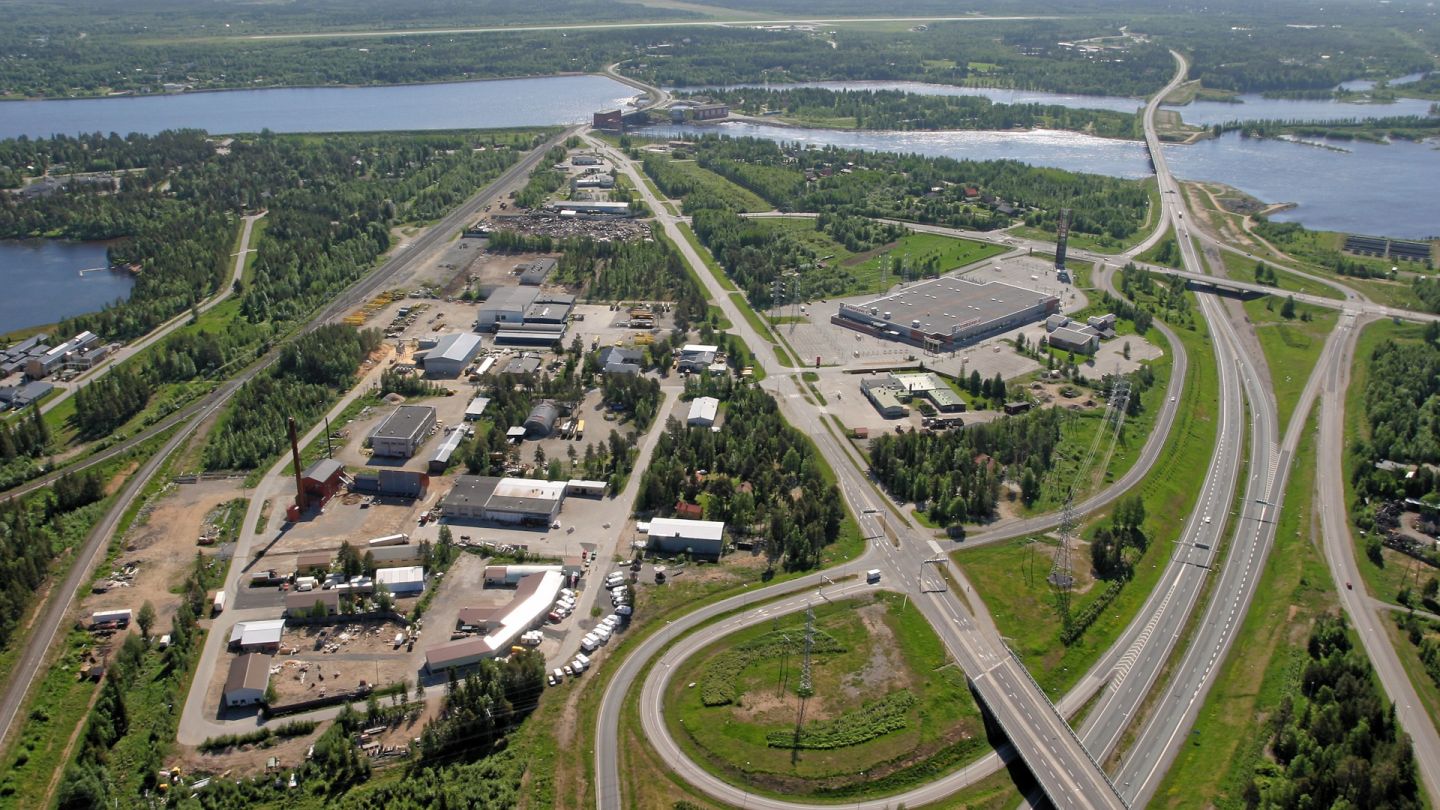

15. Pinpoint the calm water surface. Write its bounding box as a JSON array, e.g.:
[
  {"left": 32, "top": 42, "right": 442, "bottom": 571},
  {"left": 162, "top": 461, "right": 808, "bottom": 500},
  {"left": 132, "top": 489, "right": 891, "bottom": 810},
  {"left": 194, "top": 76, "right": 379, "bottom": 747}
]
[
  {"left": 0, "top": 240, "right": 131, "bottom": 333},
  {"left": 0, "top": 75, "right": 639, "bottom": 139}
]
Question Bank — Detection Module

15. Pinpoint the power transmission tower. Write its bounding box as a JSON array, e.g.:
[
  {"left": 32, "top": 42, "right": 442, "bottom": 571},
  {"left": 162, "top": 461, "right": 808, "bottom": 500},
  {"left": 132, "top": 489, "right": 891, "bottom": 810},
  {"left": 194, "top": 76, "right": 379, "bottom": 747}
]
[
  {"left": 799, "top": 604, "right": 815, "bottom": 699},
  {"left": 1049, "top": 378, "right": 1131, "bottom": 635}
]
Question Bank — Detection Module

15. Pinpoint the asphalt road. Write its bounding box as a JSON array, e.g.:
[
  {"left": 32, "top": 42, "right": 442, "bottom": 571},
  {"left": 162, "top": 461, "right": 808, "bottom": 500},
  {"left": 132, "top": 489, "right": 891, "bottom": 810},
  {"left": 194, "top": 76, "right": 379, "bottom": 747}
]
[{"left": 0, "top": 129, "right": 576, "bottom": 751}]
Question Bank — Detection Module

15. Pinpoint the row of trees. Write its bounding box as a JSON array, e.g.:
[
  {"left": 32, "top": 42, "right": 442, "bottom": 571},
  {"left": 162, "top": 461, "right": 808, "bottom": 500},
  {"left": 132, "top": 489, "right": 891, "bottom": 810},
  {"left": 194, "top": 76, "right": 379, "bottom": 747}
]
[
  {"left": 692, "top": 87, "right": 1139, "bottom": 137},
  {"left": 636, "top": 384, "right": 845, "bottom": 571}
]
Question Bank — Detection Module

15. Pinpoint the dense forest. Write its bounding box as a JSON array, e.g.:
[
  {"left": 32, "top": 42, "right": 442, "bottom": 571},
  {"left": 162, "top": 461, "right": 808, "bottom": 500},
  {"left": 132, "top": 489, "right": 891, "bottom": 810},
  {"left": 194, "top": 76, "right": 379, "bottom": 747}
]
[
  {"left": 1219, "top": 115, "right": 1440, "bottom": 143},
  {"left": 690, "top": 210, "right": 903, "bottom": 306},
  {"left": 1247, "top": 614, "right": 1420, "bottom": 808},
  {"left": 551, "top": 231, "right": 710, "bottom": 329},
  {"left": 0, "top": 407, "right": 51, "bottom": 490},
  {"left": 636, "top": 384, "right": 846, "bottom": 570},
  {"left": 672, "top": 136, "right": 1150, "bottom": 244},
  {"left": 202, "top": 325, "right": 380, "bottom": 470},
  {"left": 0, "top": 469, "right": 105, "bottom": 649},
  {"left": 1350, "top": 332, "right": 1440, "bottom": 511},
  {"left": 690, "top": 87, "right": 1139, "bottom": 137}
]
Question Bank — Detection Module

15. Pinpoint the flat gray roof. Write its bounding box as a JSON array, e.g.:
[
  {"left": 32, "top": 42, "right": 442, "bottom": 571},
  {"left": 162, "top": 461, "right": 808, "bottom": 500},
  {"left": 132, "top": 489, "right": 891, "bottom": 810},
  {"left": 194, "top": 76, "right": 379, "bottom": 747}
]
[
  {"left": 442, "top": 475, "right": 502, "bottom": 511},
  {"left": 481, "top": 286, "right": 540, "bottom": 312},
  {"left": 372, "top": 405, "right": 434, "bottom": 442},
  {"left": 857, "top": 277, "right": 1052, "bottom": 335}
]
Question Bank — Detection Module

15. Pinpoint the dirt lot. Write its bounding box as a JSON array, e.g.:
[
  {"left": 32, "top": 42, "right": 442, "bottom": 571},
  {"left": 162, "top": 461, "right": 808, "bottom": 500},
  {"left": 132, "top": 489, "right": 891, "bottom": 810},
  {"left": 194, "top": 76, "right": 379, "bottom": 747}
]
[
  {"left": 270, "top": 620, "right": 418, "bottom": 704},
  {"left": 83, "top": 478, "right": 242, "bottom": 629}
]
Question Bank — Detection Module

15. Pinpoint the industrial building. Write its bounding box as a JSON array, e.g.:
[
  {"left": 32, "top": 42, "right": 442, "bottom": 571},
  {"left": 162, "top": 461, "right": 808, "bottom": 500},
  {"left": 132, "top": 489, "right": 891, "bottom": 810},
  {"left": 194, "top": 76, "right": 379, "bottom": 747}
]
[
  {"left": 647, "top": 517, "right": 726, "bottom": 559},
  {"left": 475, "top": 286, "right": 540, "bottom": 330},
  {"left": 368, "top": 405, "right": 436, "bottom": 458},
  {"left": 1048, "top": 325, "right": 1101, "bottom": 355},
  {"left": 524, "top": 400, "right": 562, "bottom": 437},
  {"left": 550, "top": 201, "right": 632, "bottom": 216},
  {"left": 229, "top": 619, "right": 286, "bottom": 653},
  {"left": 834, "top": 277, "right": 1058, "bottom": 352},
  {"left": 565, "top": 479, "right": 608, "bottom": 498},
  {"left": 300, "top": 458, "right": 347, "bottom": 506},
  {"left": 571, "top": 154, "right": 603, "bottom": 166},
  {"left": 0, "top": 333, "right": 48, "bottom": 377},
  {"left": 687, "top": 397, "right": 719, "bottom": 427},
  {"left": 223, "top": 653, "right": 273, "bottom": 707},
  {"left": 421, "top": 332, "right": 483, "bottom": 377},
  {"left": 524, "top": 293, "right": 575, "bottom": 324},
  {"left": 350, "top": 469, "right": 428, "bottom": 499},
  {"left": 295, "top": 551, "right": 332, "bottom": 575},
  {"left": 24, "top": 331, "right": 102, "bottom": 379},
  {"left": 592, "top": 109, "right": 625, "bottom": 131},
  {"left": 425, "top": 570, "right": 563, "bottom": 672},
  {"left": 572, "top": 174, "right": 616, "bottom": 190},
  {"left": 598, "top": 346, "right": 643, "bottom": 375},
  {"left": 862, "top": 377, "right": 910, "bottom": 419},
  {"left": 285, "top": 590, "right": 342, "bottom": 616},
  {"left": 441, "top": 476, "right": 567, "bottom": 525},
  {"left": 678, "top": 344, "right": 719, "bottom": 373},
  {"left": 465, "top": 396, "right": 491, "bottom": 421},
  {"left": 429, "top": 427, "right": 466, "bottom": 474},
  {"left": 0, "top": 380, "right": 53, "bottom": 410},
  {"left": 890, "top": 372, "right": 965, "bottom": 412},
  {"left": 376, "top": 565, "right": 426, "bottom": 595},
  {"left": 517, "top": 257, "right": 558, "bottom": 286},
  {"left": 503, "top": 355, "right": 543, "bottom": 375}
]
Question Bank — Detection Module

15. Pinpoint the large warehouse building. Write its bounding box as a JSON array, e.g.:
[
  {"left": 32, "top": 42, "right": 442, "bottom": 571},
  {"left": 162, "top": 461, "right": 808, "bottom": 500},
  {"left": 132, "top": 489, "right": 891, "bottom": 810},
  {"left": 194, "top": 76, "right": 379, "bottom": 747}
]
[
  {"left": 647, "top": 517, "right": 726, "bottom": 559},
  {"left": 369, "top": 405, "right": 436, "bottom": 458},
  {"left": 834, "top": 277, "right": 1059, "bottom": 352},
  {"left": 425, "top": 570, "right": 563, "bottom": 672},
  {"left": 421, "top": 332, "right": 483, "bottom": 377},
  {"left": 441, "top": 476, "right": 567, "bottom": 525}
]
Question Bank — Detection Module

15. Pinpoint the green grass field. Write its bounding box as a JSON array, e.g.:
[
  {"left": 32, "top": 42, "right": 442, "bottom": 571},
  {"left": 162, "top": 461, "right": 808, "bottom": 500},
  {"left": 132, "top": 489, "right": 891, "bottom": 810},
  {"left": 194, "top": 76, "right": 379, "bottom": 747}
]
[
  {"left": 664, "top": 593, "right": 988, "bottom": 801},
  {"left": 1240, "top": 295, "right": 1338, "bottom": 432},
  {"left": 1217, "top": 249, "right": 1345, "bottom": 301},
  {"left": 845, "top": 232, "right": 1006, "bottom": 294},
  {"left": 1151, "top": 408, "right": 1337, "bottom": 807},
  {"left": 958, "top": 313, "right": 1218, "bottom": 697}
]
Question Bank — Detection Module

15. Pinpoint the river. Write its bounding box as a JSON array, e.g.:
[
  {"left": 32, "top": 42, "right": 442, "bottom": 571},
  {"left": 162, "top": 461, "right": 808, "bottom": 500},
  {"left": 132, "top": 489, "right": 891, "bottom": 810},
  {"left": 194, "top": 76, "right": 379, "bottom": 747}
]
[
  {"left": 0, "top": 240, "right": 132, "bottom": 334},
  {"left": 0, "top": 75, "right": 640, "bottom": 140}
]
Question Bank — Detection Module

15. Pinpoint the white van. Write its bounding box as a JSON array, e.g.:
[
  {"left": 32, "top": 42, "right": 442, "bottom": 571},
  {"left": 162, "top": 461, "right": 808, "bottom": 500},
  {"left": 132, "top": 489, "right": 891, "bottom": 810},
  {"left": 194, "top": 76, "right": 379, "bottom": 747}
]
[{"left": 866, "top": 569, "right": 882, "bottom": 584}]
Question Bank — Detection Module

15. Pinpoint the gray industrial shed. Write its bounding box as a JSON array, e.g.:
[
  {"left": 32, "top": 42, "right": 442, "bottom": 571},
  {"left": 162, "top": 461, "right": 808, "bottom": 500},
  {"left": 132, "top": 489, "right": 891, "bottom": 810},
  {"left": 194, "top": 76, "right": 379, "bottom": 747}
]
[
  {"left": 369, "top": 405, "right": 436, "bottom": 458},
  {"left": 422, "top": 332, "right": 482, "bottom": 377},
  {"left": 524, "top": 401, "right": 561, "bottom": 437}
]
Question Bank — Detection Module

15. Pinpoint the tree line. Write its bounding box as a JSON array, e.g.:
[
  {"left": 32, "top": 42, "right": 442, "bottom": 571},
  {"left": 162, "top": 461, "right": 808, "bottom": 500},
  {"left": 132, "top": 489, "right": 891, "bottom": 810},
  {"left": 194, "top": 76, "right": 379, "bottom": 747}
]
[
  {"left": 636, "top": 384, "right": 845, "bottom": 571},
  {"left": 689, "top": 87, "right": 1139, "bottom": 138}
]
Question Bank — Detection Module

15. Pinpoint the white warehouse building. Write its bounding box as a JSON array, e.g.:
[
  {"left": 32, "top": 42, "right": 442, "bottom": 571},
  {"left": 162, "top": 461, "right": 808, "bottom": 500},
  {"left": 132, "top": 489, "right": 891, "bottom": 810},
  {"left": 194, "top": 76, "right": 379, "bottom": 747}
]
[{"left": 421, "top": 332, "right": 483, "bottom": 377}]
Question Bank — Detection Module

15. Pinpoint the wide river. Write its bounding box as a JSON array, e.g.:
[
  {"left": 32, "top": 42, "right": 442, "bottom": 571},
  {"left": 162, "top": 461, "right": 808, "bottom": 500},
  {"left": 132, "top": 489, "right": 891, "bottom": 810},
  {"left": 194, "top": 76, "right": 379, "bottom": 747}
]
[
  {"left": 0, "top": 73, "right": 1434, "bottom": 245},
  {"left": 0, "top": 240, "right": 132, "bottom": 334}
]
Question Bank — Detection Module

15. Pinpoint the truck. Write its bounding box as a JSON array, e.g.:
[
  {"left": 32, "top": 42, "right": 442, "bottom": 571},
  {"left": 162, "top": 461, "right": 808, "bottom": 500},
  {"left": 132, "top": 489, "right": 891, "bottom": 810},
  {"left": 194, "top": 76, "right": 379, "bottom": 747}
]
[
  {"left": 575, "top": 420, "right": 585, "bottom": 440},
  {"left": 295, "top": 576, "right": 318, "bottom": 592},
  {"left": 368, "top": 533, "right": 409, "bottom": 548},
  {"left": 211, "top": 590, "right": 226, "bottom": 614},
  {"left": 866, "top": 569, "right": 882, "bottom": 584},
  {"left": 90, "top": 609, "right": 133, "bottom": 629}
]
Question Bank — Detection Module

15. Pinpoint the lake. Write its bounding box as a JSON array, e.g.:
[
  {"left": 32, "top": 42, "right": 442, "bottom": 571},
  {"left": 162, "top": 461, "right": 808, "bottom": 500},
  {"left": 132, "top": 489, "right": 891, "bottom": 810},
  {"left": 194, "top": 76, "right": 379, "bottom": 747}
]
[
  {"left": 0, "top": 240, "right": 132, "bottom": 334},
  {"left": 0, "top": 75, "right": 640, "bottom": 139}
]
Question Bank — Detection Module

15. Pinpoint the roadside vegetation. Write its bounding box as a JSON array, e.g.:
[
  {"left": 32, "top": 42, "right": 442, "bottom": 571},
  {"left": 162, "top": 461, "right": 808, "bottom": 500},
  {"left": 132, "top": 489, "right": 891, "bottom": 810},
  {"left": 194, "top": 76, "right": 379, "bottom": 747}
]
[
  {"left": 664, "top": 593, "right": 987, "bottom": 801},
  {"left": 1240, "top": 295, "right": 1337, "bottom": 432}
]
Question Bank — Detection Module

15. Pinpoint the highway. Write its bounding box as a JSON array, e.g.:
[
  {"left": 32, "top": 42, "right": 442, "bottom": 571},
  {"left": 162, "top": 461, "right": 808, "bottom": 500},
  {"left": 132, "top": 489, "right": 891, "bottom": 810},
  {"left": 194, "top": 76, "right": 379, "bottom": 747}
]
[{"left": 0, "top": 128, "right": 577, "bottom": 750}]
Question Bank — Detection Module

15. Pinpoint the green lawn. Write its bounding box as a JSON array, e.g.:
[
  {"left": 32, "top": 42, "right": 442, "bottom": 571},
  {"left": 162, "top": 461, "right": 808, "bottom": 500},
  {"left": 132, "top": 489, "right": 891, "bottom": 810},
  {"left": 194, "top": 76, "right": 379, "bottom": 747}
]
[
  {"left": 1151, "top": 408, "right": 1337, "bottom": 807},
  {"left": 1240, "top": 295, "right": 1338, "bottom": 432},
  {"left": 0, "top": 631, "right": 103, "bottom": 808},
  {"left": 1136, "top": 228, "right": 1183, "bottom": 269},
  {"left": 958, "top": 313, "right": 1219, "bottom": 698},
  {"left": 665, "top": 593, "right": 988, "bottom": 801},
  {"left": 844, "top": 232, "right": 1006, "bottom": 295}
]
